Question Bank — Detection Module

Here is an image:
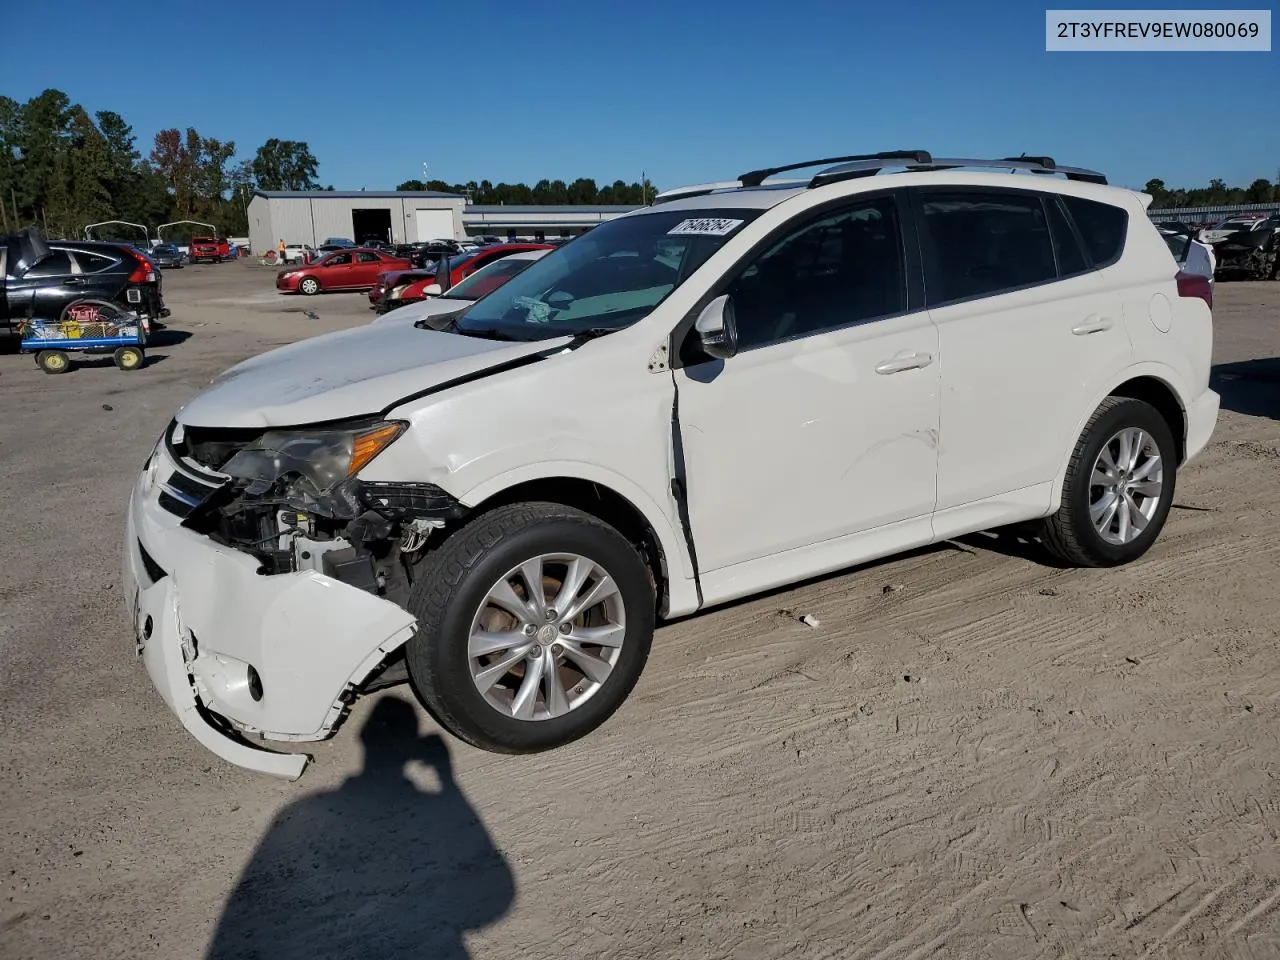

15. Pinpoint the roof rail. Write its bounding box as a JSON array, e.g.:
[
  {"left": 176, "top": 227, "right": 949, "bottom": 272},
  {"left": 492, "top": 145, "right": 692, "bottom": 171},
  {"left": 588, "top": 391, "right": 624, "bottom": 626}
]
[
  {"left": 808, "top": 155, "right": 1107, "bottom": 188},
  {"left": 738, "top": 150, "right": 931, "bottom": 188},
  {"left": 650, "top": 180, "right": 742, "bottom": 205}
]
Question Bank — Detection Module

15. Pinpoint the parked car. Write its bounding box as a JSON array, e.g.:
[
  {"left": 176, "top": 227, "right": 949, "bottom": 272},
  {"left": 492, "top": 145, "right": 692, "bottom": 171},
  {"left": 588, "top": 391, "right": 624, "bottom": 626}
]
[
  {"left": 1158, "top": 225, "right": 1214, "bottom": 289},
  {"left": 276, "top": 247, "right": 412, "bottom": 295},
  {"left": 323, "top": 237, "right": 355, "bottom": 248},
  {"left": 371, "top": 248, "right": 550, "bottom": 324},
  {"left": 1199, "top": 214, "right": 1269, "bottom": 245},
  {"left": 280, "top": 242, "right": 316, "bottom": 265},
  {"left": 1209, "top": 213, "right": 1280, "bottom": 281},
  {"left": 372, "top": 242, "right": 554, "bottom": 312},
  {"left": 189, "top": 235, "right": 230, "bottom": 263},
  {"left": 149, "top": 243, "right": 184, "bottom": 269},
  {"left": 123, "top": 150, "right": 1219, "bottom": 778},
  {"left": 2, "top": 229, "right": 167, "bottom": 342}
]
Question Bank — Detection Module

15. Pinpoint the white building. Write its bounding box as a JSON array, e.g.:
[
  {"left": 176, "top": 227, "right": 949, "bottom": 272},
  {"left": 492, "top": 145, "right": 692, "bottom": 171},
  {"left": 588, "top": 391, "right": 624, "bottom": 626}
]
[
  {"left": 248, "top": 190, "right": 467, "bottom": 253},
  {"left": 248, "top": 190, "right": 641, "bottom": 252}
]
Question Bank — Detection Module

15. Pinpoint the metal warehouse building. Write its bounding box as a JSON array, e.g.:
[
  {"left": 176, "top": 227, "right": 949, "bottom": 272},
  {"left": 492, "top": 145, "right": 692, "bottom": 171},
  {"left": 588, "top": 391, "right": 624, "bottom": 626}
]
[
  {"left": 248, "top": 190, "right": 467, "bottom": 253},
  {"left": 248, "top": 190, "right": 640, "bottom": 252}
]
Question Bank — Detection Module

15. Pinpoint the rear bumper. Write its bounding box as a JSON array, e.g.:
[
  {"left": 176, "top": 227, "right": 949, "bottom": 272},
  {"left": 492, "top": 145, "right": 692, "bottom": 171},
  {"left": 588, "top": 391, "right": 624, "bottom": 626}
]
[{"left": 1184, "top": 388, "right": 1220, "bottom": 464}]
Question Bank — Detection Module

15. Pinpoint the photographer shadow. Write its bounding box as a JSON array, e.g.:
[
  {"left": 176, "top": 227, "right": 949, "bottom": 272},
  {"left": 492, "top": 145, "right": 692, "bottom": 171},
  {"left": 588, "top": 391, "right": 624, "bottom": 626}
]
[{"left": 205, "top": 696, "right": 514, "bottom": 960}]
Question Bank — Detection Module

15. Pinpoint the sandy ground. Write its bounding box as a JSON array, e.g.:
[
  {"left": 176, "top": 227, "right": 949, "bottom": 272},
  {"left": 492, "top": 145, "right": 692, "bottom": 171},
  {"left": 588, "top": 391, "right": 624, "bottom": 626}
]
[{"left": 2, "top": 261, "right": 1279, "bottom": 960}]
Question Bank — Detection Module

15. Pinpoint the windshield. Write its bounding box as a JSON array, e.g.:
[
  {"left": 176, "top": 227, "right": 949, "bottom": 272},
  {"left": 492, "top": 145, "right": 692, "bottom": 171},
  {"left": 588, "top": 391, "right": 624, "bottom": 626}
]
[
  {"left": 454, "top": 208, "right": 760, "bottom": 340},
  {"left": 444, "top": 256, "right": 540, "bottom": 301}
]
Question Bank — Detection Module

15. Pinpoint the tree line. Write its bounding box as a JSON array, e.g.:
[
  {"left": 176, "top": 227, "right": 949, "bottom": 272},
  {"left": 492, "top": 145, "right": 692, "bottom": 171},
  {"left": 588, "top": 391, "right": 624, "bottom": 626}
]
[
  {"left": 0, "top": 89, "right": 325, "bottom": 242},
  {"left": 394, "top": 178, "right": 657, "bottom": 206},
  {"left": 1144, "top": 177, "right": 1278, "bottom": 209},
  {"left": 2, "top": 88, "right": 1274, "bottom": 243}
]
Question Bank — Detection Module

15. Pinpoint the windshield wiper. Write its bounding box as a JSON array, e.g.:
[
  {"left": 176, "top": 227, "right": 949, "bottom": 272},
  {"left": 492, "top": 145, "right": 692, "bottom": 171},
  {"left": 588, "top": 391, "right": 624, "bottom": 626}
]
[{"left": 565, "top": 326, "right": 621, "bottom": 348}]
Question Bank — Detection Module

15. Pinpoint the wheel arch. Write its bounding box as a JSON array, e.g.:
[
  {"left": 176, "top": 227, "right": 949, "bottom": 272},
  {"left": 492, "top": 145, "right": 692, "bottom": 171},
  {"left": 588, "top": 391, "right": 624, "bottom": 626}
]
[
  {"left": 455, "top": 470, "right": 697, "bottom": 619},
  {"left": 1049, "top": 364, "right": 1189, "bottom": 514}
]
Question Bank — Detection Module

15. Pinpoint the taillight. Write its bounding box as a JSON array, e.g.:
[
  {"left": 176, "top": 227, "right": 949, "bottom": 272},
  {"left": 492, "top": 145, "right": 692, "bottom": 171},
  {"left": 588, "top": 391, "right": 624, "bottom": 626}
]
[
  {"left": 1176, "top": 270, "right": 1212, "bottom": 309},
  {"left": 127, "top": 251, "right": 156, "bottom": 284}
]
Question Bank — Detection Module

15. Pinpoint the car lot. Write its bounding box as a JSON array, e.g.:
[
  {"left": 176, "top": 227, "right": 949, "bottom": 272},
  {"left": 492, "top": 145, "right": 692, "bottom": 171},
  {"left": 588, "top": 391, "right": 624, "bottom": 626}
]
[{"left": 2, "top": 260, "right": 1280, "bottom": 959}]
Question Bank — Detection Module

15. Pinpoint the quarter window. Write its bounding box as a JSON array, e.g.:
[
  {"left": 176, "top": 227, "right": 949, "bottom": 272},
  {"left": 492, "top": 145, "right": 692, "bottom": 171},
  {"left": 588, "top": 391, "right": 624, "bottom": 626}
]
[
  {"left": 1062, "top": 195, "right": 1128, "bottom": 266},
  {"left": 918, "top": 191, "right": 1056, "bottom": 305},
  {"left": 74, "top": 251, "right": 118, "bottom": 273},
  {"left": 729, "top": 196, "right": 905, "bottom": 349}
]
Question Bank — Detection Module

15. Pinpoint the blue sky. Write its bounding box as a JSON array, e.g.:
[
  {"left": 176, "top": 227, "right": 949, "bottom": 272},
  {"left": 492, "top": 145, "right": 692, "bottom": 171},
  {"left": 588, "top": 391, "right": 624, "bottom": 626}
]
[{"left": 6, "top": 0, "right": 1277, "bottom": 192}]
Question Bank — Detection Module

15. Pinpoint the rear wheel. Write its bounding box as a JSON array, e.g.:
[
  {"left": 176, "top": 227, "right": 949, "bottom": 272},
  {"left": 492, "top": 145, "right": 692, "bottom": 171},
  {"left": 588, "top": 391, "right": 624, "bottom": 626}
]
[
  {"left": 113, "top": 346, "right": 145, "bottom": 370},
  {"left": 36, "top": 349, "right": 71, "bottom": 375},
  {"left": 298, "top": 277, "right": 320, "bottom": 295},
  {"left": 1041, "top": 396, "right": 1177, "bottom": 567},
  {"left": 405, "top": 502, "right": 655, "bottom": 753}
]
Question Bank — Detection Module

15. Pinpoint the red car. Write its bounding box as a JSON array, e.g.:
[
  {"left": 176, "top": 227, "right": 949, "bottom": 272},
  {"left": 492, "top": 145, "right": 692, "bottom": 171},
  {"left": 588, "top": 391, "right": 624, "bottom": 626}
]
[
  {"left": 369, "top": 243, "right": 553, "bottom": 311},
  {"left": 189, "top": 235, "right": 230, "bottom": 263},
  {"left": 277, "top": 248, "right": 412, "bottom": 295}
]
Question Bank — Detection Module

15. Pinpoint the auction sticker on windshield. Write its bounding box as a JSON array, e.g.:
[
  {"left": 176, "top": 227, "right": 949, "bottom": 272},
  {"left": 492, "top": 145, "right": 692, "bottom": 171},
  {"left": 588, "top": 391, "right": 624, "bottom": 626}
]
[{"left": 667, "top": 218, "right": 745, "bottom": 236}]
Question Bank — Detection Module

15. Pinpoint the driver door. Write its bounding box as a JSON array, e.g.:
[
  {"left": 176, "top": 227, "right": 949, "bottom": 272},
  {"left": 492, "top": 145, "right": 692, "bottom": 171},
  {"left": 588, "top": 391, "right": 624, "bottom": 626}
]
[
  {"left": 323, "top": 252, "right": 354, "bottom": 286},
  {"left": 674, "top": 193, "right": 940, "bottom": 597}
]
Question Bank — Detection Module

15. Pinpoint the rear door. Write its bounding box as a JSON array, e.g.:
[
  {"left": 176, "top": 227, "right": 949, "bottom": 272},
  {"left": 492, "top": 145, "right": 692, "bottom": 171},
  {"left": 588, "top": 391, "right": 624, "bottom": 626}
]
[
  {"left": 911, "top": 186, "right": 1132, "bottom": 514},
  {"left": 72, "top": 249, "right": 128, "bottom": 302},
  {"left": 353, "top": 251, "right": 385, "bottom": 286}
]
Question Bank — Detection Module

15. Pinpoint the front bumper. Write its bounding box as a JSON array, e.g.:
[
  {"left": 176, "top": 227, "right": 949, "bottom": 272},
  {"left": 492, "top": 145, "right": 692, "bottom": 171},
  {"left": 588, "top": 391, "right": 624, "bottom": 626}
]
[{"left": 122, "top": 439, "right": 417, "bottom": 779}]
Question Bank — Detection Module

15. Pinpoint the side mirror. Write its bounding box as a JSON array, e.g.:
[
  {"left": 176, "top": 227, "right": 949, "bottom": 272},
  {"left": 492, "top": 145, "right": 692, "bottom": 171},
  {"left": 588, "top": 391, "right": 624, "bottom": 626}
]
[
  {"left": 423, "top": 283, "right": 442, "bottom": 296},
  {"left": 694, "top": 294, "right": 738, "bottom": 360},
  {"left": 436, "top": 256, "right": 452, "bottom": 293}
]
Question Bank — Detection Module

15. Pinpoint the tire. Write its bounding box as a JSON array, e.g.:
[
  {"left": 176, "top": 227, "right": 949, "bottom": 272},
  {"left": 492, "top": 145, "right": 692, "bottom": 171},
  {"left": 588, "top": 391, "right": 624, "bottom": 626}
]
[
  {"left": 298, "top": 277, "right": 320, "bottom": 296},
  {"left": 113, "top": 346, "right": 145, "bottom": 370},
  {"left": 1041, "top": 396, "right": 1177, "bottom": 567},
  {"left": 404, "top": 502, "right": 656, "bottom": 754},
  {"left": 36, "top": 349, "right": 71, "bottom": 375}
]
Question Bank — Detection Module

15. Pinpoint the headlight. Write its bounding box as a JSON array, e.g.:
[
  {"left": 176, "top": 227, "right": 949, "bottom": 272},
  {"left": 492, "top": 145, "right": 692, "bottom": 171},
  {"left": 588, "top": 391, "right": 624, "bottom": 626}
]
[
  {"left": 390, "top": 283, "right": 411, "bottom": 299},
  {"left": 281, "top": 271, "right": 297, "bottom": 279},
  {"left": 221, "top": 420, "right": 407, "bottom": 497}
]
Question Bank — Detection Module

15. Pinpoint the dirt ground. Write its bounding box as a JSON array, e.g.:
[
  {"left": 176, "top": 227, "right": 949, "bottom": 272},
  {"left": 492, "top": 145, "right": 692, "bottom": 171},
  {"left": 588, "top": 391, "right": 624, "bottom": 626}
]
[{"left": 2, "top": 261, "right": 1279, "bottom": 960}]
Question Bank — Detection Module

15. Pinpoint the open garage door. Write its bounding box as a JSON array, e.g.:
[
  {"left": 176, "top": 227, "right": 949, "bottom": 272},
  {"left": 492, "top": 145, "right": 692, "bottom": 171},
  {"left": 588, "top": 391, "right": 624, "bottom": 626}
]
[
  {"left": 415, "top": 208, "right": 454, "bottom": 243},
  {"left": 352, "top": 208, "right": 392, "bottom": 245}
]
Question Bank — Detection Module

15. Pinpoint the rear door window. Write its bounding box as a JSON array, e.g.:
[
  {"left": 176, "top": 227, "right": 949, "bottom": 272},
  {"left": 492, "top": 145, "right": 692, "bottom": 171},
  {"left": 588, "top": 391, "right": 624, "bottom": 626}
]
[
  {"left": 24, "top": 252, "right": 75, "bottom": 278},
  {"left": 1061, "top": 196, "right": 1128, "bottom": 267},
  {"left": 356, "top": 251, "right": 381, "bottom": 263},
  {"left": 917, "top": 190, "right": 1057, "bottom": 305}
]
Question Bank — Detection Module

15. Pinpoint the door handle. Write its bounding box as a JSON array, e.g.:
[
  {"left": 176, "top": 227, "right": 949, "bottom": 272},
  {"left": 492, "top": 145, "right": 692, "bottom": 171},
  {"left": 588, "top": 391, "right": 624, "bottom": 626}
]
[
  {"left": 1072, "top": 316, "right": 1113, "bottom": 335},
  {"left": 875, "top": 352, "right": 934, "bottom": 375},
  {"left": 61, "top": 277, "right": 86, "bottom": 286}
]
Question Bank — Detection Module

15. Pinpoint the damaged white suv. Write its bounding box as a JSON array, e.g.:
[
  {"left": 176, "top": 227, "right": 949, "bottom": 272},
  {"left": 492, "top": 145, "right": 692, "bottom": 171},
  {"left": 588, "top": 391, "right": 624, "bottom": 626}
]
[{"left": 123, "top": 151, "right": 1219, "bottom": 778}]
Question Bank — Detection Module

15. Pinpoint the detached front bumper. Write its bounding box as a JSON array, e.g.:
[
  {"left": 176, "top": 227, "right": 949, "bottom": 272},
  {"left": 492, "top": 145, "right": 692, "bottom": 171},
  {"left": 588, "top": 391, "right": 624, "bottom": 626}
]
[{"left": 122, "top": 442, "right": 417, "bottom": 779}]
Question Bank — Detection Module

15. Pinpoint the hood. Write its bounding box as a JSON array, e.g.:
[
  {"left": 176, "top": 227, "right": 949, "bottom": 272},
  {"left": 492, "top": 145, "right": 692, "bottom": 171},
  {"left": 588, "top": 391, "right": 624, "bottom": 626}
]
[
  {"left": 176, "top": 322, "right": 562, "bottom": 428},
  {"left": 371, "top": 295, "right": 471, "bottom": 326}
]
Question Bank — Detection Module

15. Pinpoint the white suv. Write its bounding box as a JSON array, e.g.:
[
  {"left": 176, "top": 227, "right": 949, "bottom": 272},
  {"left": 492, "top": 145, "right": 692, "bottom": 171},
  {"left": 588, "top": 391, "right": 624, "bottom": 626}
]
[{"left": 122, "top": 151, "right": 1219, "bottom": 778}]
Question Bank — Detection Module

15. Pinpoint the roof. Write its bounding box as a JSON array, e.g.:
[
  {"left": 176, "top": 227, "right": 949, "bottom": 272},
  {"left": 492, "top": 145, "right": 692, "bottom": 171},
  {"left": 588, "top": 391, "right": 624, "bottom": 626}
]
[{"left": 253, "top": 189, "right": 463, "bottom": 200}]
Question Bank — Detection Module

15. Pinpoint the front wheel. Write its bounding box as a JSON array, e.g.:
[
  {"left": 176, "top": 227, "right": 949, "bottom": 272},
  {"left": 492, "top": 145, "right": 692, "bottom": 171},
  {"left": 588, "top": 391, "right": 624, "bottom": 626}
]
[
  {"left": 405, "top": 502, "right": 655, "bottom": 754},
  {"left": 298, "top": 277, "right": 320, "bottom": 295},
  {"left": 1041, "top": 396, "right": 1177, "bottom": 567}
]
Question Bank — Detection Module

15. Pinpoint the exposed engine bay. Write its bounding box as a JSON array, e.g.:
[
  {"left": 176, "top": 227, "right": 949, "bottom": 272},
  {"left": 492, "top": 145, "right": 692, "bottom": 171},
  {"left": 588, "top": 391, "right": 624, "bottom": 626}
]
[{"left": 160, "top": 418, "right": 466, "bottom": 607}]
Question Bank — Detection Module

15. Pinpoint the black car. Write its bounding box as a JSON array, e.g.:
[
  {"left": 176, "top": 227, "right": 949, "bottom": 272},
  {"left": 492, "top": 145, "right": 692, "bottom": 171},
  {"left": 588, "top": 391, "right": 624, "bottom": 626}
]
[
  {"left": 149, "top": 243, "right": 184, "bottom": 269},
  {"left": 0, "top": 229, "right": 168, "bottom": 343}
]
